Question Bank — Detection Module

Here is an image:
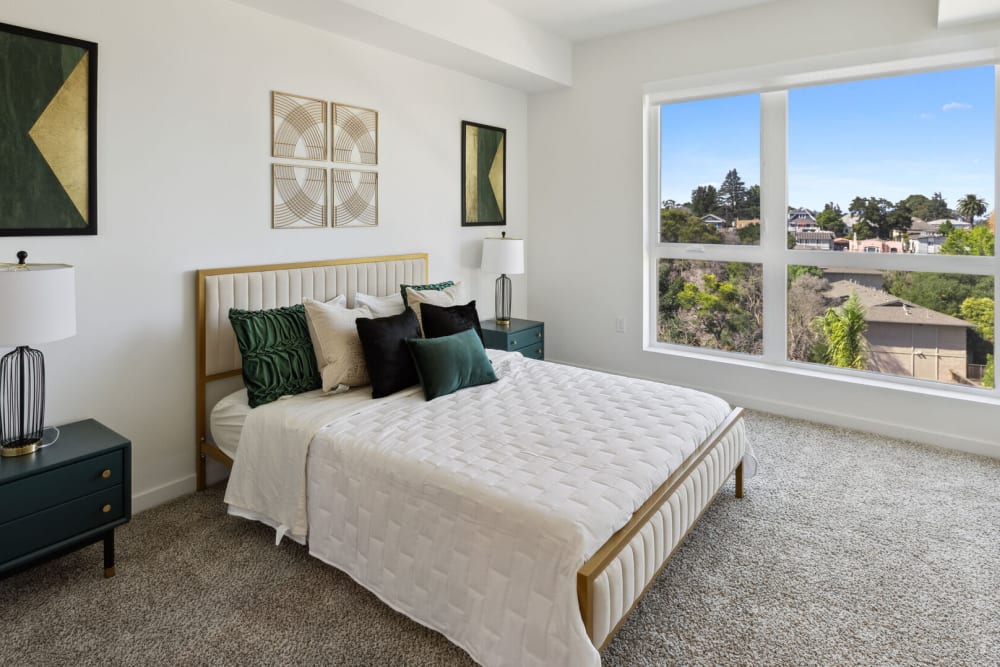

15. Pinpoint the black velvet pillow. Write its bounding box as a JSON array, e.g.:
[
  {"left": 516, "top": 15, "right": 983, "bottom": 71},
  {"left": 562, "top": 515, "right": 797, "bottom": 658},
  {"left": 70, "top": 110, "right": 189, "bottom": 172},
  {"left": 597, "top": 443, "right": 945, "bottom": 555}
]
[
  {"left": 420, "top": 300, "right": 484, "bottom": 343},
  {"left": 356, "top": 309, "right": 422, "bottom": 398}
]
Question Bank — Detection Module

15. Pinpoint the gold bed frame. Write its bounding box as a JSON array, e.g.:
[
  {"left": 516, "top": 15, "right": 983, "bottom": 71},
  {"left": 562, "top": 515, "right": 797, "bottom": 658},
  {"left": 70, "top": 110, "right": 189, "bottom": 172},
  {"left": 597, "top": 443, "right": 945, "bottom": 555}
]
[{"left": 195, "top": 255, "right": 745, "bottom": 651}]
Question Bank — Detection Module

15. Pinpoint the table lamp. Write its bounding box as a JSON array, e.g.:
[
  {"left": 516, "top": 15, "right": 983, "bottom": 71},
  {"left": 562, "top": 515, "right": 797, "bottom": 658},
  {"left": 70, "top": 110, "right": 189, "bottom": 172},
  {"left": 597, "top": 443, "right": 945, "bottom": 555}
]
[
  {"left": 0, "top": 251, "right": 76, "bottom": 457},
  {"left": 481, "top": 232, "right": 524, "bottom": 325}
]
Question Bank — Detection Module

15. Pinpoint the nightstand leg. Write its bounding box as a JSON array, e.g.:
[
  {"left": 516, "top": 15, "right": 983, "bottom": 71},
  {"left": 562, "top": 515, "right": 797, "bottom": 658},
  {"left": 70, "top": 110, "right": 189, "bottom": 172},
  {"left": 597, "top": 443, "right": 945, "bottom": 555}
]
[{"left": 103, "top": 531, "right": 116, "bottom": 578}]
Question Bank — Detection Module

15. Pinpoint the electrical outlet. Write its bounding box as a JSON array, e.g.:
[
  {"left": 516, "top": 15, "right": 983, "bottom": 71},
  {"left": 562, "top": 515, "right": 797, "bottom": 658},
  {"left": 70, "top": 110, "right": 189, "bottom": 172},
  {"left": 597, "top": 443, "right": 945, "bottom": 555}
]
[{"left": 615, "top": 317, "right": 626, "bottom": 333}]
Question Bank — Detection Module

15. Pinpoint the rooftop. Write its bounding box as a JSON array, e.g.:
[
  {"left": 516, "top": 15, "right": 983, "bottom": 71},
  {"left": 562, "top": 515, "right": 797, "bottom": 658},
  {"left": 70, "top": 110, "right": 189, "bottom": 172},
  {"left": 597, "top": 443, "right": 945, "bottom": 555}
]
[{"left": 825, "top": 280, "right": 971, "bottom": 328}]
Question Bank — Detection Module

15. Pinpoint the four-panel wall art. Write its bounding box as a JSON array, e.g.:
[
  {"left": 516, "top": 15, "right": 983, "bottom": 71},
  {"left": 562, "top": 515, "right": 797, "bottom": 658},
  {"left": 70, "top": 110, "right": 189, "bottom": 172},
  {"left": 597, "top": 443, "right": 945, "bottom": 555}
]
[{"left": 271, "top": 91, "right": 380, "bottom": 229}]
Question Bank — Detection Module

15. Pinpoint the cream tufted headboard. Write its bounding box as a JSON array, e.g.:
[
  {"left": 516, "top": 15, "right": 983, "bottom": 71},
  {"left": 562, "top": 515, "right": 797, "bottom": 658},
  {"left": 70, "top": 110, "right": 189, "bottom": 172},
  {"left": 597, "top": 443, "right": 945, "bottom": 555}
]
[{"left": 195, "top": 254, "right": 428, "bottom": 487}]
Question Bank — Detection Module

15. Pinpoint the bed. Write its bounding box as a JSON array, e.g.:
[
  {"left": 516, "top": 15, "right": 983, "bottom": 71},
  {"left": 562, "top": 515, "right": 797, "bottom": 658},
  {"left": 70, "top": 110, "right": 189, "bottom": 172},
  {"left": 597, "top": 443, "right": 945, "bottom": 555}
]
[{"left": 196, "top": 254, "right": 751, "bottom": 666}]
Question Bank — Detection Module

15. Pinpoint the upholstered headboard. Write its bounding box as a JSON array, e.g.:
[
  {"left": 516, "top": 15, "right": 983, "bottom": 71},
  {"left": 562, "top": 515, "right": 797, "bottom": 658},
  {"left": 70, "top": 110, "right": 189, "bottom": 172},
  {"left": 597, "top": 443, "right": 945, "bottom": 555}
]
[{"left": 195, "top": 254, "right": 428, "bottom": 486}]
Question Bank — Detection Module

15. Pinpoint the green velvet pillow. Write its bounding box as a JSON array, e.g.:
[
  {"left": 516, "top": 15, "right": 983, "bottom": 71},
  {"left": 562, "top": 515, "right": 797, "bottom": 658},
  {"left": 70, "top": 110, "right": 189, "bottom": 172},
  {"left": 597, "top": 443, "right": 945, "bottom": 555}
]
[
  {"left": 229, "top": 305, "right": 321, "bottom": 408},
  {"left": 400, "top": 280, "right": 455, "bottom": 308},
  {"left": 406, "top": 327, "right": 498, "bottom": 401}
]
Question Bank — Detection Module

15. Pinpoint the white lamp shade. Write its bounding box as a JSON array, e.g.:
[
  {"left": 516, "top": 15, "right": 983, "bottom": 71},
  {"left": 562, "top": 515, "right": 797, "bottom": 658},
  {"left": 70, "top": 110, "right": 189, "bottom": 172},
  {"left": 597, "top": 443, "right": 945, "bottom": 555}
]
[
  {"left": 0, "top": 265, "right": 76, "bottom": 345},
  {"left": 481, "top": 237, "right": 524, "bottom": 275}
]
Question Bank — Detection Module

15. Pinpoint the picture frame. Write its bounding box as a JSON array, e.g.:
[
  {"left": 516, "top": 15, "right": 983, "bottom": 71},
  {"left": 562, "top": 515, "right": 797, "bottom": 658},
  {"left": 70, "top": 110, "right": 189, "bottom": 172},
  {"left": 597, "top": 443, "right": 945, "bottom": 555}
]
[
  {"left": 461, "top": 121, "right": 506, "bottom": 227},
  {"left": 332, "top": 102, "right": 378, "bottom": 165},
  {"left": 272, "top": 164, "right": 328, "bottom": 229},
  {"left": 332, "top": 168, "right": 378, "bottom": 228},
  {"left": 272, "top": 91, "right": 327, "bottom": 161},
  {"left": 0, "top": 22, "right": 98, "bottom": 236}
]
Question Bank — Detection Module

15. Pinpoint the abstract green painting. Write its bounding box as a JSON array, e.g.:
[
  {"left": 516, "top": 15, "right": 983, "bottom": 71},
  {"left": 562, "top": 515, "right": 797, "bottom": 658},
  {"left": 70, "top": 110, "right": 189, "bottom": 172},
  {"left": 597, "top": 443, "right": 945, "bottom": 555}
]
[
  {"left": 0, "top": 23, "right": 97, "bottom": 236},
  {"left": 461, "top": 121, "right": 505, "bottom": 226}
]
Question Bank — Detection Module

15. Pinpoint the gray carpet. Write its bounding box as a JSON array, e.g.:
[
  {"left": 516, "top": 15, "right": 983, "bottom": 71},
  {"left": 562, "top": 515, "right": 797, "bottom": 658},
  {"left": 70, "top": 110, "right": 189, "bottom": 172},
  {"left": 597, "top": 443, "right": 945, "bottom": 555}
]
[{"left": 1, "top": 411, "right": 998, "bottom": 666}]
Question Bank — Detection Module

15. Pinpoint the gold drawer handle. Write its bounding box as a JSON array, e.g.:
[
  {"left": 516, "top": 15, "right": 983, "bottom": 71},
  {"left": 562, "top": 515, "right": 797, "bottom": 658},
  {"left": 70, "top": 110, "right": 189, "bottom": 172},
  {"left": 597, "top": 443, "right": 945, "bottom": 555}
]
[
  {"left": 102, "top": 504, "right": 111, "bottom": 513},
  {"left": 102, "top": 469, "right": 112, "bottom": 479},
  {"left": 511, "top": 339, "right": 518, "bottom": 346},
  {"left": 536, "top": 332, "right": 542, "bottom": 338}
]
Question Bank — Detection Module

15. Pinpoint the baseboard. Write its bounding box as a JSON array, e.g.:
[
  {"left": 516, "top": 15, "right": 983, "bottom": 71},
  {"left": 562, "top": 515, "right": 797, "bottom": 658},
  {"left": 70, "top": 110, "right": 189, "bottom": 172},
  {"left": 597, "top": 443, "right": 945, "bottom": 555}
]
[
  {"left": 132, "top": 474, "right": 197, "bottom": 514},
  {"left": 548, "top": 357, "right": 1000, "bottom": 460}
]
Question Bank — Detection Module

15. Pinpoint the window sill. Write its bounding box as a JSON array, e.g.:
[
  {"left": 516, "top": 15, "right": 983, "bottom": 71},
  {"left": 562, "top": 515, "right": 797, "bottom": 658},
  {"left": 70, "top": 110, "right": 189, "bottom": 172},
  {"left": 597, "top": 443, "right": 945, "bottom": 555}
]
[{"left": 643, "top": 342, "right": 1000, "bottom": 407}]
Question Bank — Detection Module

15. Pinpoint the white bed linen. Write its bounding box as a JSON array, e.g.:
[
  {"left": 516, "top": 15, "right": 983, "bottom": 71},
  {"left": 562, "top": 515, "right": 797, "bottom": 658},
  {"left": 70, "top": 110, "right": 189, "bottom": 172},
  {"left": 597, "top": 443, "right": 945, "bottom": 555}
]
[
  {"left": 226, "top": 349, "right": 748, "bottom": 666},
  {"left": 209, "top": 388, "right": 251, "bottom": 459}
]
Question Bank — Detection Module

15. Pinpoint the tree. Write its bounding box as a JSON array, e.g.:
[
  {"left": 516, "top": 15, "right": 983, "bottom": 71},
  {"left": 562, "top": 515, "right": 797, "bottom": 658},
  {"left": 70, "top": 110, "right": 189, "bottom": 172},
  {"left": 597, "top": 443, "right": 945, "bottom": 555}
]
[
  {"left": 884, "top": 271, "right": 993, "bottom": 317},
  {"left": 689, "top": 185, "right": 719, "bottom": 217},
  {"left": 660, "top": 208, "right": 722, "bottom": 243},
  {"left": 960, "top": 297, "right": 994, "bottom": 344},
  {"left": 926, "top": 192, "right": 950, "bottom": 220},
  {"left": 956, "top": 194, "right": 987, "bottom": 225},
  {"left": 941, "top": 225, "right": 995, "bottom": 256},
  {"left": 787, "top": 265, "right": 824, "bottom": 285},
  {"left": 815, "top": 206, "right": 847, "bottom": 237},
  {"left": 821, "top": 293, "right": 867, "bottom": 370},
  {"left": 736, "top": 223, "right": 760, "bottom": 244},
  {"left": 848, "top": 197, "right": 912, "bottom": 240},
  {"left": 661, "top": 199, "right": 678, "bottom": 209},
  {"left": 745, "top": 185, "right": 761, "bottom": 219},
  {"left": 719, "top": 169, "right": 747, "bottom": 223},
  {"left": 787, "top": 273, "right": 830, "bottom": 362},
  {"left": 984, "top": 355, "right": 995, "bottom": 389}
]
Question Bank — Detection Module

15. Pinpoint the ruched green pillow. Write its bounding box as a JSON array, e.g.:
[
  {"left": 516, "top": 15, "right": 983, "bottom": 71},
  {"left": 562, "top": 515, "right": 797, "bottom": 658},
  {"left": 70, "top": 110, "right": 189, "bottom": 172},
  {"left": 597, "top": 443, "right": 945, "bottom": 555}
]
[
  {"left": 406, "top": 327, "right": 498, "bottom": 401},
  {"left": 229, "top": 305, "right": 321, "bottom": 408}
]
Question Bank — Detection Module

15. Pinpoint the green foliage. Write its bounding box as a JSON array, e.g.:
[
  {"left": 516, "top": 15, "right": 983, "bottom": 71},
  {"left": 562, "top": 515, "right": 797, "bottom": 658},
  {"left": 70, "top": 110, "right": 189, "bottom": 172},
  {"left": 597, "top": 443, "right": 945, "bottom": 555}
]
[
  {"left": 815, "top": 206, "right": 847, "bottom": 236},
  {"left": 884, "top": 271, "right": 993, "bottom": 318},
  {"left": 960, "top": 297, "right": 995, "bottom": 343},
  {"left": 848, "top": 197, "right": 913, "bottom": 240},
  {"left": 657, "top": 260, "right": 763, "bottom": 354},
  {"left": 787, "top": 265, "right": 824, "bottom": 285},
  {"left": 984, "top": 354, "right": 995, "bottom": 389},
  {"left": 736, "top": 223, "right": 760, "bottom": 244},
  {"left": 956, "top": 193, "right": 988, "bottom": 225},
  {"left": 689, "top": 185, "right": 719, "bottom": 217},
  {"left": 745, "top": 185, "right": 761, "bottom": 219},
  {"left": 660, "top": 208, "right": 722, "bottom": 243},
  {"left": 938, "top": 220, "right": 954, "bottom": 235},
  {"left": 940, "top": 225, "right": 995, "bottom": 256},
  {"left": 787, "top": 232, "right": 796, "bottom": 249},
  {"left": 821, "top": 293, "right": 867, "bottom": 370}
]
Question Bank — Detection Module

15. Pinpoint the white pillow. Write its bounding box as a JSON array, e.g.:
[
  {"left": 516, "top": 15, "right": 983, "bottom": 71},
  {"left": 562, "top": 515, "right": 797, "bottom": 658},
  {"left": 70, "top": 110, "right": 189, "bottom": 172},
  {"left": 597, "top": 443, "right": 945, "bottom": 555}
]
[
  {"left": 303, "top": 298, "right": 372, "bottom": 391},
  {"left": 304, "top": 294, "right": 347, "bottom": 369},
  {"left": 355, "top": 291, "right": 405, "bottom": 317},
  {"left": 405, "top": 283, "right": 462, "bottom": 334}
]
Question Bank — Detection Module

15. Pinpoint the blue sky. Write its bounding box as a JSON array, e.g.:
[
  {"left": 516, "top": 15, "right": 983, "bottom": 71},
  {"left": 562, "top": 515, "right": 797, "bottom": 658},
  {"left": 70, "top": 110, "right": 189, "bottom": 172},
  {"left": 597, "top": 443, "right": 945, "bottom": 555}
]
[{"left": 660, "top": 65, "right": 995, "bottom": 214}]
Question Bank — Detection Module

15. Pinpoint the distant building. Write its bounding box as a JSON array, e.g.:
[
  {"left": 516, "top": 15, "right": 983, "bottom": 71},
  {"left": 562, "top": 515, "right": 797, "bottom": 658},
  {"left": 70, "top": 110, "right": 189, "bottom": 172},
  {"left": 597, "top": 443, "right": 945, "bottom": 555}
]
[
  {"left": 700, "top": 213, "right": 726, "bottom": 230},
  {"left": 787, "top": 208, "right": 818, "bottom": 232},
  {"left": 826, "top": 281, "right": 972, "bottom": 384},
  {"left": 823, "top": 268, "right": 885, "bottom": 290},
  {"left": 849, "top": 237, "right": 905, "bottom": 253},
  {"left": 926, "top": 218, "right": 970, "bottom": 230},
  {"left": 909, "top": 235, "right": 945, "bottom": 254},
  {"left": 794, "top": 230, "right": 835, "bottom": 250},
  {"left": 734, "top": 218, "right": 760, "bottom": 229}
]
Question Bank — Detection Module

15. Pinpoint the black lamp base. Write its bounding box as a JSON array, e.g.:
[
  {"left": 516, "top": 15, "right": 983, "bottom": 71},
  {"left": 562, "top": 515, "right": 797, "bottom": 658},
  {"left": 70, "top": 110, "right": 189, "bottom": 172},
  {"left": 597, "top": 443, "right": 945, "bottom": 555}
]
[{"left": 0, "top": 345, "right": 45, "bottom": 457}]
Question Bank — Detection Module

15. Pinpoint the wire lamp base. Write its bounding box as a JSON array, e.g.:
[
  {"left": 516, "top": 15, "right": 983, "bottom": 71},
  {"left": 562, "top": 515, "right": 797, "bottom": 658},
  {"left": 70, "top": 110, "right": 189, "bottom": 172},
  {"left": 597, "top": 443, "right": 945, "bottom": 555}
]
[
  {"left": 495, "top": 273, "right": 512, "bottom": 325},
  {"left": 0, "top": 346, "right": 45, "bottom": 457}
]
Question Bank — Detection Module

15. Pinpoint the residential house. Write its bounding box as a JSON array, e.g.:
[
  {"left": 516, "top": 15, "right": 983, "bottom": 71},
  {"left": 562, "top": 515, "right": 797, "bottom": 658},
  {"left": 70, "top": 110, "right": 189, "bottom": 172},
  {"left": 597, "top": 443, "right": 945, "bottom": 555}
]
[
  {"left": 787, "top": 208, "right": 818, "bottom": 232},
  {"left": 701, "top": 213, "right": 726, "bottom": 230},
  {"left": 794, "top": 230, "right": 835, "bottom": 250}
]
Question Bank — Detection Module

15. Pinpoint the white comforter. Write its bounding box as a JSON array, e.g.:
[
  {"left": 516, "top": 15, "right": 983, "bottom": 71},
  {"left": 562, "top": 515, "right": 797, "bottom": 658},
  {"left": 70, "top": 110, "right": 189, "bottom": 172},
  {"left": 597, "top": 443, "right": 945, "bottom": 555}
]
[{"left": 226, "top": 350, "right": 746, "bottom": 666}]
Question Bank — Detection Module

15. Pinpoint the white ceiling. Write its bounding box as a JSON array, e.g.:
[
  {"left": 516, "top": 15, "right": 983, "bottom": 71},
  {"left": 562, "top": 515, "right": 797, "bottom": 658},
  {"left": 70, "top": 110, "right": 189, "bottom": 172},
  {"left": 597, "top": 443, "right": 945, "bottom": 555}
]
[{"left": 489, "top": 0, "right": 783, "bottom": 41}]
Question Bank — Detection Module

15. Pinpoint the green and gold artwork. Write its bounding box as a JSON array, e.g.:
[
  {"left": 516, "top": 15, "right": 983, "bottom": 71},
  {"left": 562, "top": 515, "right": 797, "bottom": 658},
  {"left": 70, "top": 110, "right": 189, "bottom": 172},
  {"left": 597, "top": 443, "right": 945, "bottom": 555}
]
[
  {"left": 461, "top": 121, "right": 505, "bottom": 226},
  {"left": 0, "top": 23, "right": 97, "bottom": 236}
]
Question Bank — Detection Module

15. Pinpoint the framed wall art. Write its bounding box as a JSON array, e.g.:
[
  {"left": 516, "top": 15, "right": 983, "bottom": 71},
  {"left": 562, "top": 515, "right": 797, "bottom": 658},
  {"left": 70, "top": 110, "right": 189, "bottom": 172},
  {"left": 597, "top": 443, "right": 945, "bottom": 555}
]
[
  {"left": 333, "top": 103, "right": 378, "bottom": 165},
  {"left": 0, "top": 22, "right": 97, "bottom": 236},
  {"left": 272, "top": 164, "right": 327, "bottom": 229},
  {"left": 332, "top": 169, "right": 378, "bottom": 228},
  {"left": 272, "top": 91, "right": 327, "bottom": 160},
  {"left": 461, "top": 120, "right": 505, "bottom": 227}
]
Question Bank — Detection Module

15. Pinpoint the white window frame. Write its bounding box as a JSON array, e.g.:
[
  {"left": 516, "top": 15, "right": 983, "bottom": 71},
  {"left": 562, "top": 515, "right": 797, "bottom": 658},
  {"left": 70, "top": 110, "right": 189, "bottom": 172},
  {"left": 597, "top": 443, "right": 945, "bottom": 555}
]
[{"left": 643, "top": 51, "right": 1000, "bottom": 402}]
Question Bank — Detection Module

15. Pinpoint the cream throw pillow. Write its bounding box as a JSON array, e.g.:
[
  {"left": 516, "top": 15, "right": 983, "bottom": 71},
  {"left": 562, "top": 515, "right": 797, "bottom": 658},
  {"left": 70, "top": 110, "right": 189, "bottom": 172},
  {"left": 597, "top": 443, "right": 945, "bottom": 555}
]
[
  {"left": 303, "top": 297, "right": 371, "bottom": 391},
  {"left": 355, "top": 291, "right": 405, "bottom": 317},
  {"left": 405, "top": 283, "right": 462, "bottom": 334}
]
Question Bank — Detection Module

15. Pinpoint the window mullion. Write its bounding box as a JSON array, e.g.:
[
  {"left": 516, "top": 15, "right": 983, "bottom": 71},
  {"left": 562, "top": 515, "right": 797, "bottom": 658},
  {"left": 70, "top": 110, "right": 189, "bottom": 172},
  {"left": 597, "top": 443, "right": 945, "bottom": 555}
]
[{"left": 760, "top": 90, "right": 788, "bottom": 364}]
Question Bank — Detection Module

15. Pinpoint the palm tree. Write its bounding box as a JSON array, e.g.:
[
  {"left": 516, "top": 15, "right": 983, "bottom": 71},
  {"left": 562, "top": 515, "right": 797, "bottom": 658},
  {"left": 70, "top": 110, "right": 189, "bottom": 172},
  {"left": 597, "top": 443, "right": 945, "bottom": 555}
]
[
  {"left": 822, "top": 292, "right": 867, "bottom": 370},
  {"left": 956, "top": 194, "right": 987, "bottom": 226}
]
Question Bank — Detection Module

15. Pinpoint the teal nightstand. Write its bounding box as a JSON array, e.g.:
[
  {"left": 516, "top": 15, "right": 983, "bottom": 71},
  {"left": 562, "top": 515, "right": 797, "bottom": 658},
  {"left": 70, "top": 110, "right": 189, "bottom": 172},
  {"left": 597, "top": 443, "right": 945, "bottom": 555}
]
[
  {"left": 481, "top": 318, "right": 544, "bottom": 360},
  {"left": 0, "top": 420, "right": 131, "bottom": 579}
]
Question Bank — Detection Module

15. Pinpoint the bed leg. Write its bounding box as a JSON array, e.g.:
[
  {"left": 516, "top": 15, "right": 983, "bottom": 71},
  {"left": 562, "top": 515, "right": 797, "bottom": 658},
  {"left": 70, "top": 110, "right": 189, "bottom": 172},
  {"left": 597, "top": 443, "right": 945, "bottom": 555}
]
[
  {"left": 196, "top": 450, "right": 207, "bottom": 491},
  {"left": 735, "top": 461, "right": 744, "bottom": 499}
]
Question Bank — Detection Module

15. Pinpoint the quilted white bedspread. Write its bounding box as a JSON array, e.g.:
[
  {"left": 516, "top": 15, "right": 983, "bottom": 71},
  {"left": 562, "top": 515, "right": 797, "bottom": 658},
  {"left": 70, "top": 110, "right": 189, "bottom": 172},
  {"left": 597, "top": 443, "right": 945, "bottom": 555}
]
[{"left": 288, "top": 352, "right": 741, "bottom": 666}]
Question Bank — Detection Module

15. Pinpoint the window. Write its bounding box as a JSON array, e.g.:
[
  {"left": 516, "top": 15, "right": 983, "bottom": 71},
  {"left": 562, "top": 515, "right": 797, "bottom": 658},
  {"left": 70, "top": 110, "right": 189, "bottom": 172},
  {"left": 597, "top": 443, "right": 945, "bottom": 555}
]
[{"left": 649, "top": 64, "right": 997, "bottom": 393}]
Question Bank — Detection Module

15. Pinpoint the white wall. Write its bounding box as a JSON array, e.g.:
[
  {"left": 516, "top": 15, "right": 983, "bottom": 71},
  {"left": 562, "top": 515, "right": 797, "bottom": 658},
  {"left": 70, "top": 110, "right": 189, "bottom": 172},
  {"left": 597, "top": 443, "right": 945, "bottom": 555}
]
[
  {"left": 527, "top": 0, "right": 1000, "bottom": 457},
  {"left": 2, "top": 0, "right": 527, "bottom": 510}
]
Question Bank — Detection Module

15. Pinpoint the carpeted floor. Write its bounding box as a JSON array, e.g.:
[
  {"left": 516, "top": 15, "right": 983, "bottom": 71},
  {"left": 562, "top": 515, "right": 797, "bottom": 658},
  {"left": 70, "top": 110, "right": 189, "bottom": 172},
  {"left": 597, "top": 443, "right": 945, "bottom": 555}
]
[{"left": 1, "top": 411, "right": 998, "bottom": 666}]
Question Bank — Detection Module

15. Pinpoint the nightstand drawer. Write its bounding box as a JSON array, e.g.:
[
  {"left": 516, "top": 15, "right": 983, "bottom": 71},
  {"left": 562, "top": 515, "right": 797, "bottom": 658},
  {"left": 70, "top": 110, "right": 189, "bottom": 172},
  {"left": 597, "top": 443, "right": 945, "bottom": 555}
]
[
  {"left": 502, "top": 325, "right": 544, "bottom": 351},
  {"left": 0, "top": 485, "right": 124, "bottom": 563},
  {"left": 517, "top": 344, "right": 544, "bottom": 360},
  {"left": 0, "top": 450, "right": 124, "bottom": 524}
]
